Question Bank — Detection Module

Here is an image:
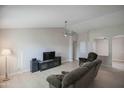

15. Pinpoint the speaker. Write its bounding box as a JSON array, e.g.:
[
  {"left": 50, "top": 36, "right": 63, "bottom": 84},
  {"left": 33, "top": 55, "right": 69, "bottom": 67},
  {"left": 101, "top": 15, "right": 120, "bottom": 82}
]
[
  {"left": 30, "top": 58, "right": 39, "bottom": 73},
  {"left": 55, "top": 56, "right": 61, "bottom": 65}
]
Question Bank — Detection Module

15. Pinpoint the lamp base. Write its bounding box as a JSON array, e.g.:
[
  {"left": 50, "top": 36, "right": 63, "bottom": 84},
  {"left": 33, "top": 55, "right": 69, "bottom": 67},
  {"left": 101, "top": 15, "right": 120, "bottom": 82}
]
[{"left": 3, "top": 78, "right": 10, "bottom": 81}]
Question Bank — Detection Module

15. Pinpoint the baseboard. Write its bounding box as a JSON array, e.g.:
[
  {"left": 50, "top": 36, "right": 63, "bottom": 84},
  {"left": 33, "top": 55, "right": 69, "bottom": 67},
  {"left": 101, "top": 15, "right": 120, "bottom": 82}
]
[
  {"left": 101, "top": 64, "right": 112, "bottom": 68},
  {"left": 62, "top": 59, "right": 74, "bottom": 62},
  {"left": 62, "top": 59, "right": 70, "bottom": 63},
  {"left": 10, "top": 69, "right": 30, "bottom": 76},
  {"left": 74, "top": 59, "right": 78, "bottom": 62},
  {"left": 68, "top": 59, "right": 73, "bottom": 62},
  {"left": 0, "top": 69, "right": 30, "bottom": 79},
  {"left": 62, "top": 58, "right": 79, "bottom": 62},
  {"left": 112, "top": 59, "right": 124, "bottom": 62}
]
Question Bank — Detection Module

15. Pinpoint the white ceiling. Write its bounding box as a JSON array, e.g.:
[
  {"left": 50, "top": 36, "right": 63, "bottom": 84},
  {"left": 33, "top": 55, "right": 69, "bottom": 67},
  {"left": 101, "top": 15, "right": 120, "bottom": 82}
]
[{"left": 0, "top": 5, "right": 124, "bottom": 32}]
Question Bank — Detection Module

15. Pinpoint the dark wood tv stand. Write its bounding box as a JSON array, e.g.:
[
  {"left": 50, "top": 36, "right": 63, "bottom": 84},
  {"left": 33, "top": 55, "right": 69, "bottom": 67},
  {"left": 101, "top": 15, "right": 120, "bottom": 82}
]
[{"left": 39, "top": 56, "right": 61, "bottom": 71}]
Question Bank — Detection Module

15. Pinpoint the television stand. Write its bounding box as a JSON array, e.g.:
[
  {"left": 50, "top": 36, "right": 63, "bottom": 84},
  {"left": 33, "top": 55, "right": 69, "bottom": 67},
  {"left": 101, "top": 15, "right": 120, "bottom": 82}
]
[{"left": 39, "top": 56, "right": 61, "bottom": 71}]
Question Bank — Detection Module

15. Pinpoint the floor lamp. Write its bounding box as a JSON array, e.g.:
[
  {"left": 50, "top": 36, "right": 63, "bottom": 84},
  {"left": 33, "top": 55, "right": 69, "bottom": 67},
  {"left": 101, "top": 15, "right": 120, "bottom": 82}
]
[{"left": 1, "top": 49, "right": 11, "bottom": 81}]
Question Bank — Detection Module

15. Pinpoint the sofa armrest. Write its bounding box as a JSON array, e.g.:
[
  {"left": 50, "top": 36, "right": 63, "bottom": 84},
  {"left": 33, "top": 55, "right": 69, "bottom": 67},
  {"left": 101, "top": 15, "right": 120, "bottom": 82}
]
[
  {"left": 79, "top": 58, "right": 88, "bottom": 66},
  {"left": 61, "top": 71, "right": 69, "bottom": 75},
  {"left": 79, "top": 58, "right": 88, "bottom": 62},
  {"left": 47, "top": 75, "right": 64, "bottom": 88}
]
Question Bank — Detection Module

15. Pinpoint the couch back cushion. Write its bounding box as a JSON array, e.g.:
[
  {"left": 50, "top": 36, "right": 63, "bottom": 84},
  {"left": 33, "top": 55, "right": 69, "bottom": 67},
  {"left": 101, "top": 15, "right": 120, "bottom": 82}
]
[
  {"left": 82, "top": 60, "right": 101, "bottom": 69},
  {"left": 62, "top": 59, "right": 102, "bottom": 88},
  {"left": 75, "top": 66, "right": 96, "bottom": 87},
  {"left": 75, "top": 59, "right": 102, "bottom": 87},
  {"left": 81, "top": 62, "right": 95, "bottom": 69},
  {"left": 62, "top": 67, "right": 88, "bottom": 88}
]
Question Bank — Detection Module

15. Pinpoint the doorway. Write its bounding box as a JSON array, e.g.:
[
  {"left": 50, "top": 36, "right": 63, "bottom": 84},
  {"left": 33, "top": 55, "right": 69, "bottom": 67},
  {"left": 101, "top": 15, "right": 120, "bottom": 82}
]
[
  {"left": 112, "top": 35, "right": 124, "bottom": 71},
  {"left": 93, "top": 37, "right": 109, "bottom": 66}
]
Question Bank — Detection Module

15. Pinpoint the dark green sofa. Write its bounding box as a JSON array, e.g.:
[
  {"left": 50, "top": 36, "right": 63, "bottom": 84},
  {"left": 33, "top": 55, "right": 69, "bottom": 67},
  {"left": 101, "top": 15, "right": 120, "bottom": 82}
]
[{"left": 46, "top": 59, "right": 102, "bottom": 88}]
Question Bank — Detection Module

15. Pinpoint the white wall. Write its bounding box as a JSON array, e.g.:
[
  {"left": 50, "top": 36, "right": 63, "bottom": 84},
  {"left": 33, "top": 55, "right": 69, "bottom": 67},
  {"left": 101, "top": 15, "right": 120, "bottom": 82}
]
[
  {"left": 76, "top": 32, "right": 89, "bottom": 59},
  {"left": 89, "top": 25, "right": 124, "bottom": 66},
  {"left": 0, "top": 28, "right": 69, "bottom": 75},
  {"left": 112, "top": 37, "right": 124, "bottom": 61},
  {"left": 89, "top": 25, "right": 124, "bottom": 41},
  {"left": 68, "top": 33, "right": 78, "bottom": 61},
  {"left": 95, "top": 39, "right": 109, "bottom": 56}
]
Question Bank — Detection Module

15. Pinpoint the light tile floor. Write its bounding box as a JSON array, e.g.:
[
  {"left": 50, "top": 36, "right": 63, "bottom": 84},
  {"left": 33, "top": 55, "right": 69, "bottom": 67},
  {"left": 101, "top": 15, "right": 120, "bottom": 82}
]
[
  {"left": 0, "top": 61, "right": 124, "bottom": 88},
  {"left": 0, "top": 62, "right": 79, "bottom": 88},
  {"left": 112, "top": 61, "right": 124, "bottom": 71}
]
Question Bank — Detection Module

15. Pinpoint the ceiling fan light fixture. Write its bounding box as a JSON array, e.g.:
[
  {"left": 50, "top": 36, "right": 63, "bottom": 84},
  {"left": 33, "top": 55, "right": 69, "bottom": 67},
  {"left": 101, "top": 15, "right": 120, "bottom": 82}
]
[
  {"left": 64, "top": 33, "right": 67, "bottom": 37},
  {"left": 64, "top": 20, "right": 76, "bottom": 37}
]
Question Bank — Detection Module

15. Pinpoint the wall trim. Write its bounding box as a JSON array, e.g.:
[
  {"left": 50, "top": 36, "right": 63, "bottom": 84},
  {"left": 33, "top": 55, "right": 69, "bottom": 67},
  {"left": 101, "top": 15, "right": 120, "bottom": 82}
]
[
  {"left": 0, "top": 69, "right": 30, "bottom": 79},
  {"left": 10, "top": 69, "right": 30, "bottom": 76},
  {"left": 112, "top": 59, "right": 124, "bottom": 62},
  {"left": 101, "top": 64, "right": 112, "bottom": 68}
]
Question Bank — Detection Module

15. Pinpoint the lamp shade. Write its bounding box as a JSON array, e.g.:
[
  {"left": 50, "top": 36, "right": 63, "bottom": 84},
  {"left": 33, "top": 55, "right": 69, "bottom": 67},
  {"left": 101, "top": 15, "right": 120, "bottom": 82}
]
[{"left": 1, "top": 49, "right": 11, "bottom": 56}]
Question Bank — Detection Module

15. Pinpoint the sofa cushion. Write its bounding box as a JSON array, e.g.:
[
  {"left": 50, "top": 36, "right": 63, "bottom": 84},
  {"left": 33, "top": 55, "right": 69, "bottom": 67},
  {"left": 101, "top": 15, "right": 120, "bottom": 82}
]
[
  {"left": 61, "top": 71, "right": 69, "bottom": 75},
  {"left": 82, "top": 62, "right": 93, "bottom": 67},
  {"left": 62, "top": 67, "right": 88, "bottom": 88},
  {"left": 47, "top": 74, "right": 64, "bottom": 88},
  {"left": 81, "top": 61, "right": 97, "bottom": 69}
]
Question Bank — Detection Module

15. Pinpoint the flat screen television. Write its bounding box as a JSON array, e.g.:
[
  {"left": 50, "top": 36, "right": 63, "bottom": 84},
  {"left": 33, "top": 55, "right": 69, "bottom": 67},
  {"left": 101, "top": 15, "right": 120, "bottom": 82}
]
[{"left": 43, "top": 51, "right": 55, "bottom": 61}]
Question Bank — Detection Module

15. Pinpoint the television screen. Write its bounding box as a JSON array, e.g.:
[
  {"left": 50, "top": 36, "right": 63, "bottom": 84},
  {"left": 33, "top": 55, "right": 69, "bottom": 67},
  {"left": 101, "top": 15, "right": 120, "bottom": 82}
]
[{"left": 43, "top": 51, "right": 55, "bottom": 61}]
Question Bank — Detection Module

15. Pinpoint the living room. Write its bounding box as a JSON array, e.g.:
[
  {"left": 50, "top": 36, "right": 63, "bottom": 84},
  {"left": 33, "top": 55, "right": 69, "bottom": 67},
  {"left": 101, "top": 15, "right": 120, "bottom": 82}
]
[{"left": 0, "top": 5, "right": 124, "bottom": 89}]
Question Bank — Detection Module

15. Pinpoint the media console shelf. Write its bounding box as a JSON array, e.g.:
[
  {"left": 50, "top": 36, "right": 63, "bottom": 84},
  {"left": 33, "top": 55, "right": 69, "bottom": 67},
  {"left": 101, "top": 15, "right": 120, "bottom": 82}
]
[
  {"left": 39, "top": 56, "right": 61, "bottom": 71},
  {"left": 30, "top": 51, "right": 61, "bottom": 72}
]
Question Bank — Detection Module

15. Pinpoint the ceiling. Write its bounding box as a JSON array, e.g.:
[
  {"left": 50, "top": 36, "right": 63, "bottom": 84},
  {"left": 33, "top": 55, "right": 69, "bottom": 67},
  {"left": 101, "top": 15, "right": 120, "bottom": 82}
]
[{"left": 0, "top": 5, "right": 124, "bottom": 32}]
